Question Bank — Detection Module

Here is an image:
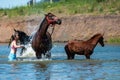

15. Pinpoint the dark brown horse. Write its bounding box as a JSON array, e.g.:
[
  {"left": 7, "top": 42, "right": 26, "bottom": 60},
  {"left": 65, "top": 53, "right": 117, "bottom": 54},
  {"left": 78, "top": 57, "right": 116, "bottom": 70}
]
[
  {"left": 64, "top": 33, "right": 104, "bottom": 59},
  {"left": 32, "top": 13, "right": 61, "bottom": 59}
]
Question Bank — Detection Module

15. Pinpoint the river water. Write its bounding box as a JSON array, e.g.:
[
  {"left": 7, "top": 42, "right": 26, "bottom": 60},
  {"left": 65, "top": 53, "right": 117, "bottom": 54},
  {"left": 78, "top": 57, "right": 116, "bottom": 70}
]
[{"left": 0, "top": 43, "right": 120, "bottom": 80}]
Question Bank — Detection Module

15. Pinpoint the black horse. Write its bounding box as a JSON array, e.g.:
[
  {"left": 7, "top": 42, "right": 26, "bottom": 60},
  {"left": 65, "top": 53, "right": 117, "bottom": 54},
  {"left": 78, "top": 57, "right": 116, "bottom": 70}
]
[
  {"left": 32, "top": 13, "right": 62, "bottom": 59},
  {"left": 9, "top": 29, "right": 30, "bottom": 55}
]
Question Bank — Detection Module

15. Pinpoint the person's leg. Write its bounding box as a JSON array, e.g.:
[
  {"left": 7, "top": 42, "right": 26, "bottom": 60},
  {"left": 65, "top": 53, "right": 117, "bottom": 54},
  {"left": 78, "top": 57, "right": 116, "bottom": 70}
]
[{"left": 8, "top": 53, "right": 17, "bottom": 61}]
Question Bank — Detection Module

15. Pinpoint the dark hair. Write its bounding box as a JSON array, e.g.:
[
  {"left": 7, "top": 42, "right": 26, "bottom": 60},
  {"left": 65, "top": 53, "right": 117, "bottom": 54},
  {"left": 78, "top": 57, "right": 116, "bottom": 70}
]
[
  {"left": 8, "top": 34, "right": 17, "bottom": 48},
  {"left": 11, "top": 35, "right": 16, "bottom": 40}
]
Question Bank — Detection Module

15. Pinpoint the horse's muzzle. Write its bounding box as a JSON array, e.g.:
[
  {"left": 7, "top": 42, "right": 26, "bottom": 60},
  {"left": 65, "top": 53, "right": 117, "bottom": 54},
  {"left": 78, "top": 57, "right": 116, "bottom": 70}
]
[
  {"left": 102, "top": 44, "right": 104, "bottom": 47},
  {"left": 56, "top": 19, "right": 62, "bottom": 25},
  {"left": 101, "top": 43, "right": 104, "bottom": 47}
]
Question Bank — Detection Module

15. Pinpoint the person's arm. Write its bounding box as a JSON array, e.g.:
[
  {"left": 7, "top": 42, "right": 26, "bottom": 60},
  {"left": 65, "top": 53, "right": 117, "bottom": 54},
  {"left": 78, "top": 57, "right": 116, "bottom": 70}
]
[{"left": 13, "top": 41, "right": 22, "bottom": 48}]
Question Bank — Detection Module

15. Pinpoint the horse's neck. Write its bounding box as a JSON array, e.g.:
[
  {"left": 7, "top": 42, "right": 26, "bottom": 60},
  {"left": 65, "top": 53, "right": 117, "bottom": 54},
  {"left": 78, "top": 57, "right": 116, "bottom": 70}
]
[
  {"left": 38, "top": 18, "right": 49, "bottom": 37},
  {"left": 20, "top": 35, "right": 30, "bottom": 44},
  {"left": 25, "top": 35, "right": 30, "bottom": 41},
  {"left": 88, "top": 36, "right": 100, "bottom": 47}
]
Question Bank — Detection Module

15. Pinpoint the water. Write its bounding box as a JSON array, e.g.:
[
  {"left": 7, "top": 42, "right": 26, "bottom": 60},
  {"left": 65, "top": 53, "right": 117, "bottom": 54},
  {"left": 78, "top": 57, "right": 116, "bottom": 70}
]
[{"left": 0, "top": 43, "right": 120, "bottom": 80}]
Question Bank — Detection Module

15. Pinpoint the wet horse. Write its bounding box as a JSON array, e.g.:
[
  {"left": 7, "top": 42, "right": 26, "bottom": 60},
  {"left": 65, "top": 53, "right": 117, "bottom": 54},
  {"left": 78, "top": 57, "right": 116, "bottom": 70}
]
[
  {"left": 9, "top": 29, "right": 30, "bottom": 55},
  {"left": 32, "top": 13, "right": 61, "bottom": 59},
  {"left": 64, "top": 33, "right": 104, "bottom": 59}
]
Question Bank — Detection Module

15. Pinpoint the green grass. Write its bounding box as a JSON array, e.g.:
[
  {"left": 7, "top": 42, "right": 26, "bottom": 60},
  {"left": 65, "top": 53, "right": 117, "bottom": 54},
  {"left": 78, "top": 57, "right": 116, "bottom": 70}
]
[
  {"left": 0, "top": 0, "right": 120, "bottom": 18},
  {"left": 107, "top": 37, "right": 120, "bottom": 43}
]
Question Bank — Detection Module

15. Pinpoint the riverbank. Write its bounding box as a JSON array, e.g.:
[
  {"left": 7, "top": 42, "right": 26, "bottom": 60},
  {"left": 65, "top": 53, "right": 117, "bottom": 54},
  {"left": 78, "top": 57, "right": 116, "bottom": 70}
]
[{"left": 0, "top": 14, "right": 120, "bottom": 43}]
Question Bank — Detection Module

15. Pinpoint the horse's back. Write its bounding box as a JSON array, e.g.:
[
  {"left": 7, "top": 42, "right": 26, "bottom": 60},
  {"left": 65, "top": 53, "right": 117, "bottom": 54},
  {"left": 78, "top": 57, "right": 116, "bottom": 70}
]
[
  {"left": 67, "top": 40, "right": 84, "bottom": 52},
  {"left": 68, "top": 40, "right": 85, "bottom": 47}
]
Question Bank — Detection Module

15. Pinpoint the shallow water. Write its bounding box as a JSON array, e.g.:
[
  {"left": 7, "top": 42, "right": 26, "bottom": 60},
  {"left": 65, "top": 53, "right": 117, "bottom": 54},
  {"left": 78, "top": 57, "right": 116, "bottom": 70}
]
[{"left": 0, "top": 43, "right": 120, "bottom": 80}]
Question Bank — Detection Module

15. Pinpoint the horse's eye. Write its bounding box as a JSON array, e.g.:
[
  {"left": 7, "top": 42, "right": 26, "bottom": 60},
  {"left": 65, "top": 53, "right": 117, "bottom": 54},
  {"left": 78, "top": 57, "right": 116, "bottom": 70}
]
[{"left": 49, "top": 16, "right": 54, "bottom": 20}]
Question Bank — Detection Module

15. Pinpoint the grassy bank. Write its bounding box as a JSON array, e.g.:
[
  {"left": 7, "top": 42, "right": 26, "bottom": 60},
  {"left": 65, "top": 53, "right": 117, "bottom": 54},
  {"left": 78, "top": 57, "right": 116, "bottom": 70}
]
[
  {"left": 0, "top": 0, "right": 120, "bottom": 44},
  {"left": 0, "top": 0, "right": 120, "bottom": 18},
  {"left": 107, "top": 37, "right": 120, "bottom": 44}
]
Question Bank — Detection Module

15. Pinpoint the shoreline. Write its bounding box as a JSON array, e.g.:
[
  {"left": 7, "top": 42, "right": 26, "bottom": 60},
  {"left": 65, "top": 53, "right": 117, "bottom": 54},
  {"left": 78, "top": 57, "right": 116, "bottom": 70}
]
[
  {"left": 0, "top": 14, "right": 120, "bottom": 43},
  {"left": 1, "top": 41, "right": 120, "bottom": 45}
]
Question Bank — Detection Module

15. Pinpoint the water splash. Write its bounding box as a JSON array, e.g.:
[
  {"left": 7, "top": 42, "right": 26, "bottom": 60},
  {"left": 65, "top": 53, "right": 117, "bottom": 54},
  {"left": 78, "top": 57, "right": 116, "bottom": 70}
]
[{"left": 21, "top": 44, "right": 35, "bottom": 57}]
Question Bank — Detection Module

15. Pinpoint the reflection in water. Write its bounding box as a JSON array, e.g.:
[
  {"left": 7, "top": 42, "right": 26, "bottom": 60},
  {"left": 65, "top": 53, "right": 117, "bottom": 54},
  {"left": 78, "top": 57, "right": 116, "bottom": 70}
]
[
  {"left": 33, "top": 63, "right": 50, "bottom": 80},
  {"left": 0, "top": 60, "right": 120, "bottom": 80},
  {"left": 42, "top": 61, "right": 103, "bottom": 80}
]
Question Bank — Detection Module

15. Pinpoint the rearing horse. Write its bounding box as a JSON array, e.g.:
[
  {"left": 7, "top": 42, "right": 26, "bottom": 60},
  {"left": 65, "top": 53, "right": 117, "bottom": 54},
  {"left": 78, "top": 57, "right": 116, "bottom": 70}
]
[
  {"left": 32, "top": 13, "right": 62, "bottom": 59},
  {"left": 64, "top": 33, "right": 104, "bottom": 59}
]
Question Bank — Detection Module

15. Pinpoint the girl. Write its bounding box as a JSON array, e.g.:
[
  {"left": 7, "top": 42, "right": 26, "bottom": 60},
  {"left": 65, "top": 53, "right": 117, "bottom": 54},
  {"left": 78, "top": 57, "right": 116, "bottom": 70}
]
[{"left": 8, "top": 34, "right": 24, "bottom": 61}]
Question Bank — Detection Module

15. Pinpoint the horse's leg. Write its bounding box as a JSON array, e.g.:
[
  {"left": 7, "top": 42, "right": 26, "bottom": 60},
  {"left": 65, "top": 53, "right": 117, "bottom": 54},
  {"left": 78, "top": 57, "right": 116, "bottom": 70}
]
[
  {"left": 20, "top": 47, "right": 24, "bottom": 56},
  {"left": 45, "top": 51, "right": 51, "bottom": 59},
  {"left": 20, "top": 47, "right": 26, "bottom": 56},
  {"left": 85, "top": 52, "right": 90, "bottom": 59},
  {"left": 64, "top": 45, "right": 71, "bottom": 59},
  {"left": 71, "top": 53, "right": 75, "bottom": 59},
  {"left": 85, "top": 55, "right": 90, "bottom": 59},
  {"left": 36, "top": 52, "right": 42, "bottom": 59}
]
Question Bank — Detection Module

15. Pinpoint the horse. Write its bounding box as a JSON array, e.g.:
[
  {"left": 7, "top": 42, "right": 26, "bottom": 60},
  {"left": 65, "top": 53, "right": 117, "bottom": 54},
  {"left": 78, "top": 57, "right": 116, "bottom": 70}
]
[
  {"left": 64, "top": 33, "right": 104, "bottom": 59},
  {"left": 9, "top": 29, "right": 30, "bottom": 55},
  {"left": 32, "top": 13, "right": 62, "bottom": 59}
]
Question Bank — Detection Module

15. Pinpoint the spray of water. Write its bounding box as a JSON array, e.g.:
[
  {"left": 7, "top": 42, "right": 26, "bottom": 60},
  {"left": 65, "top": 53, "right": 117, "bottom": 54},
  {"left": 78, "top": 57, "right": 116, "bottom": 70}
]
[{"left": 22, "top": 44, "right": 35, "bottom": 57}]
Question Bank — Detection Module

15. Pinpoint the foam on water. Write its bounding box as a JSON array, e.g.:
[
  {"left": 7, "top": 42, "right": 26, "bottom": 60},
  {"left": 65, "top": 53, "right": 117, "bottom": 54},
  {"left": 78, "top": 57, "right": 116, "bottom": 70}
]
[
  {"left": 20, "top": 44, "right": 36, "bottom": 57},
  {"left": 17, "top": 43, "right": 52, "bottom": 61},
  {"left": 17, "top": 57, "right": 52, "bottom": 62}
]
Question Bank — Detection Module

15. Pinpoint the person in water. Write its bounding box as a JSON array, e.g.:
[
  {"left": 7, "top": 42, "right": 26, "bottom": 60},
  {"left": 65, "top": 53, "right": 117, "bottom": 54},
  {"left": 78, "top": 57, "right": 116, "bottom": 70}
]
[{"left": 8, "top": 34, "right": 24, "bottom": 61}]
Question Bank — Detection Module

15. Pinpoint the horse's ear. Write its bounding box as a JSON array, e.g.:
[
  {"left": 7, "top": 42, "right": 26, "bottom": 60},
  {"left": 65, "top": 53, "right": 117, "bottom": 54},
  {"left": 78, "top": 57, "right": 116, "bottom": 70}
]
[
  {"left": 45, "top": 13, "right": 47, "bottom": 16},
  {"left": 45, "top": 13, "right": 51, "bottom": 16},
  {"left": 48, "top": 13, "right": 52, "bottom": 15},
  {"left": 14, "top": 29, "right": 17, "bottom": 32}
]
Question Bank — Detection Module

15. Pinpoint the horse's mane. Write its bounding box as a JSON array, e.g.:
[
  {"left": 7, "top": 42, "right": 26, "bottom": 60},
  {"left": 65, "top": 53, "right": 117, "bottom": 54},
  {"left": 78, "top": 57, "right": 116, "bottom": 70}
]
[
  {"left": 17, "top": 30, "right": 30, "bottom": 44},
  {"left": 90, "top": 33, "right": 101, "bottom": 39},
  {"left": 17, "top": 30, "right": 27, "bottom": 36},
  {"left": 39, "top": 16, "right": 46, "bottom": 30}
]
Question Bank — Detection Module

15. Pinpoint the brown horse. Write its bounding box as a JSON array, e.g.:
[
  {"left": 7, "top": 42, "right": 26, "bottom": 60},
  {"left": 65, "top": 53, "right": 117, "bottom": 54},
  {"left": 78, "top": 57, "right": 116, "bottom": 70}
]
[
  {"left": 64, "top": 33, "right": 104, "bottom": 59},
  {"left": 32, "top": 13, "right": 61, "bottom": 59}
]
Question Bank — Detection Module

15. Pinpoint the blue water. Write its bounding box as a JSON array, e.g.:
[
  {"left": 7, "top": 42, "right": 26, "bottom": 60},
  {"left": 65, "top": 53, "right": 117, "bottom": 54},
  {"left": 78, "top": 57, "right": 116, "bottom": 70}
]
[{"left": 0, "top": 43, "right": 120, "bottom": 80}]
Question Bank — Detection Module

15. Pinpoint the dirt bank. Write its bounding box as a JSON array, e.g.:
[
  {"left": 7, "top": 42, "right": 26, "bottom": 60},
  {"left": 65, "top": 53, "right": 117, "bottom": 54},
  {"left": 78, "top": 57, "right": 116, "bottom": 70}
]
[{"left": 0, "top": 14, "right": 120, "bottom": 43}]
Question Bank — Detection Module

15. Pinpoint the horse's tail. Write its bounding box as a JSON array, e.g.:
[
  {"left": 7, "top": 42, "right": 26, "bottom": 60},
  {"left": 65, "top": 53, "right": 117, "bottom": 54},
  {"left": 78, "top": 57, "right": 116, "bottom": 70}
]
[
  {"left": 64, "top": 44, "right": 68, "bottom": 53},
  {"left": 64, "top": 44, "right": 71, "bottom": 59}
]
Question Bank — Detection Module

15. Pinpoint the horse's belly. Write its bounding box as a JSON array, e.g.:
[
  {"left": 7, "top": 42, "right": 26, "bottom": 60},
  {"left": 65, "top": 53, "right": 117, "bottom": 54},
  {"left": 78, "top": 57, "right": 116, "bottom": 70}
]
[
  {"left": 72, "top": 48, "right": 84, "bottom": 55},
  {"left": 75, "top": 52, "right": 84, "bottom": 55},
  {"left": 32, "top": 32, "right": 52, "bottom": 51}
]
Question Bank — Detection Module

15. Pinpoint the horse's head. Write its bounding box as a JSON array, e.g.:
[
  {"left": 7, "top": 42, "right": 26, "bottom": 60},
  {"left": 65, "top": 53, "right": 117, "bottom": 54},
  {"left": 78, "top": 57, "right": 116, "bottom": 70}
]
[
  {"left": 13, "top": 29, "right": 30, "bottom": 44},
  {"left": 98, "top": 34, "right": 104, "bottom": 47},
  {"left": 45, "top": 13, "right": 62, "bottom": 25}
]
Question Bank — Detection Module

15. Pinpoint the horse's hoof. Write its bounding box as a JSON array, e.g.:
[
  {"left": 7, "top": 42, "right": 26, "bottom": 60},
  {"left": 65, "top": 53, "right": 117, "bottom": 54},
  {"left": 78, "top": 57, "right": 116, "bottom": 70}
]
[{"left": 45, "top": 52, "right": 51, "bottom": 59}]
